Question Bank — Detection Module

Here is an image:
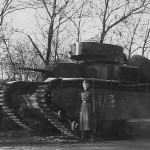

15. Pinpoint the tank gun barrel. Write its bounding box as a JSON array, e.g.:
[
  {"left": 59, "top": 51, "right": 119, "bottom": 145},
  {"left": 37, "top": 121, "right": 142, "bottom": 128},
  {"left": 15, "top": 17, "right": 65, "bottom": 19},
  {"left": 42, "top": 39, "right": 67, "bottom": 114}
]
[{"left": 19, "top": 67, "right": 54, "bottom": 76}]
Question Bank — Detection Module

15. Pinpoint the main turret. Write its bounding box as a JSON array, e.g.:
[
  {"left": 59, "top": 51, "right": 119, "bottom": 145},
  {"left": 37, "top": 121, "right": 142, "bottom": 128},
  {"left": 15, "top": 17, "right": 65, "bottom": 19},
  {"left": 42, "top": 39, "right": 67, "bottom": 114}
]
[{"left": 70, "top": 42, "right": 124, "bottom": 63}]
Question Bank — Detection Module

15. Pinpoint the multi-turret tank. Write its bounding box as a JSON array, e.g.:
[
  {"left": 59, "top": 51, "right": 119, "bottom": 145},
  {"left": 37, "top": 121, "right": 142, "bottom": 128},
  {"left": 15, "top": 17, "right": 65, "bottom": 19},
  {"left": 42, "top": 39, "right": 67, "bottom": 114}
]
[{"left": 1, "top": 42, "right": 150, "bottom": 138}]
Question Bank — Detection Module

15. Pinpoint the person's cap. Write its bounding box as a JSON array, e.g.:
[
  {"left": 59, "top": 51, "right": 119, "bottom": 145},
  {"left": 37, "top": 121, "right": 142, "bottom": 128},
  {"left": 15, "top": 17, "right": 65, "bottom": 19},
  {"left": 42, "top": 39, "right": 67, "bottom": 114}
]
[{"left": 83, "top": 80, "right": 89, "bottom": 85}]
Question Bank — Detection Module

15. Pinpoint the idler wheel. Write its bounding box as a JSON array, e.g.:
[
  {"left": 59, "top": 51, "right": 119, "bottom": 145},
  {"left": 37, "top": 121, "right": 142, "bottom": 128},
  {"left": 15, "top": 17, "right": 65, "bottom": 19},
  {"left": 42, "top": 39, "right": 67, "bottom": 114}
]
[
  {"left": 58, "top": 110, "right": 66, "bottom": 120},
  {"left": 71, "top": 121, "right": 78, "bottom": 131}
]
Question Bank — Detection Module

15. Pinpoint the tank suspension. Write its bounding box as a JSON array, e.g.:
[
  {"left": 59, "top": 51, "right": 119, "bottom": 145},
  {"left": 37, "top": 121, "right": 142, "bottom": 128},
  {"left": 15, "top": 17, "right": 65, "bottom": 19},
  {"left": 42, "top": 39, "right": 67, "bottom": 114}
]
[
  {"left": 0, "top": 87, "right": 31, "bottom": 130},
  {"left": 36, "top": 84, "right": 78, "bottom": 139}
]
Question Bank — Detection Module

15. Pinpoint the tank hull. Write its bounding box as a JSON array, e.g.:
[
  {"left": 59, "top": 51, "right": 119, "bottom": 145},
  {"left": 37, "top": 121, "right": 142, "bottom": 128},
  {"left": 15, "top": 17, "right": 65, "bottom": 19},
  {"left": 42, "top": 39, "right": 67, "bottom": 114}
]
[
  {"left": 50, "top": 79, "right": 150, "bottom": 118},
  {"left": 46, "top": 78, "right": 150, "bottom": 136}
]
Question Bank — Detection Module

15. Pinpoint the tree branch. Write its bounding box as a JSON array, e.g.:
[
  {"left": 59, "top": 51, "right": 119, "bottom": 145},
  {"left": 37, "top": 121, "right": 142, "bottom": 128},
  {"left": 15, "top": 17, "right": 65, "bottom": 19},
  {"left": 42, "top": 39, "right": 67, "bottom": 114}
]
[{"left": 28, "top": 35, "right": 46, "bottom": 64}]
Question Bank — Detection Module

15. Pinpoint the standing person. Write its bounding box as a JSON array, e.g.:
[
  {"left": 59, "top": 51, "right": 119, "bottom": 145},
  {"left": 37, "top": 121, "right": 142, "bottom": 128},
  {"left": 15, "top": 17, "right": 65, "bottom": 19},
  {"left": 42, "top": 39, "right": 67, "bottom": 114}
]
[{"left": 79, "top": 80, "right": 96, "bottom": 142}]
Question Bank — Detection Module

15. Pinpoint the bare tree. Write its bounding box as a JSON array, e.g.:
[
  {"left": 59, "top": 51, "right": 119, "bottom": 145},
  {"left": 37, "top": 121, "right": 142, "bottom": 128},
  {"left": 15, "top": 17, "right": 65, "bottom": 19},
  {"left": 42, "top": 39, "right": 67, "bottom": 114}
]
[
  {"left": 141, "top": 22, "right": 150, "bottom": 57},
  {"left": 25, "top": 0, "right": 81, "bottom": 68},
  {"left": 0, "top": 0, "right": 34, "bottom": 80},
  {"left": 123, "top": 17, "right": 150, "bottom": 59},
  {"left": 122, "top": 15, "right": 142, "bottom": 59},
  {"left": 65, "top": 1, "right": 90, "bottom": 42},
  {"left": 89, "top": 0, "right": 150, "bottom": 43},
  {"left": 1, "top": 36, "right": 17, "bottom": 80},
  {"left": 0, "top": 0, "right": 13, "bottom": 26},
  {"left": 0, "top": 0, "right": 29, "bottom": 28}
]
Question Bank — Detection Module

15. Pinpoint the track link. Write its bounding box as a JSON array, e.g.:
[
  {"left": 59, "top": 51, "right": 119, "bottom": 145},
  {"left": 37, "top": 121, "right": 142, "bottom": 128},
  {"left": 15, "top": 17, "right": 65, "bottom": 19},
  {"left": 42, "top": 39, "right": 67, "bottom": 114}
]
[
  {"left": 36, "top": 84, "right": 78, "bottom": 138},
  {"left": 0, "top": 89, "right": 31, "bottom": 130}
]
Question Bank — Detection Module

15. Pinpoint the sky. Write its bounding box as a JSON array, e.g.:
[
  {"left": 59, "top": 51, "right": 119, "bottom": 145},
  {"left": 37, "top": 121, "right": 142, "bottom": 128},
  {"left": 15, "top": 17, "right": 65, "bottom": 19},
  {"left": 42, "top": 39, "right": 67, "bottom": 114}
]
[{"left": 9, "top": 9, "right": 36, "bottom": 33}]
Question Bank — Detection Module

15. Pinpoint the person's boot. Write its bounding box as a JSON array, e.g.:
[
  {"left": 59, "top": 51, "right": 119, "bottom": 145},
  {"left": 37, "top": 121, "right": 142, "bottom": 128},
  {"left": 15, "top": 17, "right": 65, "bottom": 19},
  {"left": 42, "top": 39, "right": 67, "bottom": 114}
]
[
  {"left": 90, "top": 131, "right": 94, "bottom": 142},
  {"left": 81, "top": 131, "right": 85, "bottom": 141}
]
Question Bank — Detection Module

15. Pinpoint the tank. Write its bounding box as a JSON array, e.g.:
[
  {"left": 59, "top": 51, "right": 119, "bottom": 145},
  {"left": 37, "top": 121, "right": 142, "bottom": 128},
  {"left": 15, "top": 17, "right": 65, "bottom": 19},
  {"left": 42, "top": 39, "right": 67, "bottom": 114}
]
[{"left": 1, "top": 42, "right": 150, "bottom": 138}]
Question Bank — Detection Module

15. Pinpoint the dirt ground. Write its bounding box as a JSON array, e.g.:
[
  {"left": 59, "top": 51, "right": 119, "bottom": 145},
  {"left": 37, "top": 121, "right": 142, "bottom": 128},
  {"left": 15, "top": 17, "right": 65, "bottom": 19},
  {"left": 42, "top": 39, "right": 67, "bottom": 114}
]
[
  {"left": 1, "top": 137, "right": 150, "bottom": 150},
  {"left": 0, "top": 130, "right": 150, "bottom": 150}
]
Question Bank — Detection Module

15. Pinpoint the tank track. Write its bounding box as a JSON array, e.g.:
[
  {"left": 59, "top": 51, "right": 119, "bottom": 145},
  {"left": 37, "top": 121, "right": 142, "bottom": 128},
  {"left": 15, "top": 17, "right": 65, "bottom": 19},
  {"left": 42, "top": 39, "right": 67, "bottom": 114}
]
[
  {"left": 36, "top": 84, "right": 78, "bottom": 139},
  {"left": 0, "top": 82, "right": 79, "bottom": 139},
  {"left": 0, "top": 87, "right": 31, "bottom": 130}
]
